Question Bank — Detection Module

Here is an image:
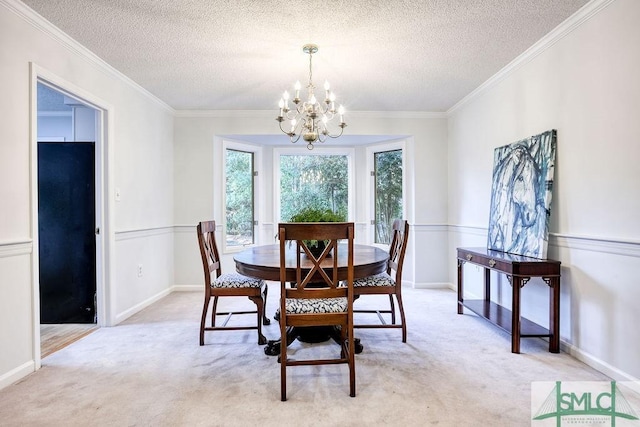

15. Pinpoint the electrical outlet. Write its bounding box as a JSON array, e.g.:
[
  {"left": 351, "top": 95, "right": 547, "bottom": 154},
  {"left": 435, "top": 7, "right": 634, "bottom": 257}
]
[{"left": 137, "top": 264, "right": 143, "bottom": 277}]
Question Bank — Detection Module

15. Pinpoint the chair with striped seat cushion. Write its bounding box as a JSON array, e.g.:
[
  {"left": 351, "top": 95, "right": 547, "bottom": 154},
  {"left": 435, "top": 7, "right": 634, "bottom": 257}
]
[
  {"left": 212, "top": 272, "right": 264, "bottom": 288},
  {"left": 353, "top": 219, "right": 409, "bottom": 342},
  {"left": 285, "top": 297, "right": 348, "bottom": 314},
  {"left": 273, "top": 295, "right": 347, "bottom": 320},
  {"left": 278, "top": 222, "right": 356, "bottom": 401},
  {"left": 197, "top": 220, "right": 269, "bottom": 346},
  {"left": 353, "top": 272, "right": 395, "bottom": 287}
]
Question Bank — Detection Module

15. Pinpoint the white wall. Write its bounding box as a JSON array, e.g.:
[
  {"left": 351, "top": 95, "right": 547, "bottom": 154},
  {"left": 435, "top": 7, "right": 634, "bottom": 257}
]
[
  {"left": 0, "top": 0, "right": 175, "bottom": 388},
  {"left": 448, "top": 0, "right": 640, "bottom": 380},
  {"left": 173, "top": 113, "right": 449, "bottom": 289},
  {"left": 73, "top": 106, "right": 95, "bottom": 141},
  {"left": 37, "top": 114, "right": 72, "bottom": 141},
  {"left": 37, "top": 107, "right": 94, "bottom": 141}
]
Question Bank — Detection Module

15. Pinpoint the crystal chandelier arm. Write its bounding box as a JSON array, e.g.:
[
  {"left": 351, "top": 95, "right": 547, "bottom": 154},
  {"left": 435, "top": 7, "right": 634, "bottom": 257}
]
[
  {"left": 316, "top": 116, "right": 346, "bottom": 142},
  {"left": 324, "top": 125, "right": 346, "bottom": 139},
  {"left": 277, "top": 117, "right": 303, "bottom": 144}
]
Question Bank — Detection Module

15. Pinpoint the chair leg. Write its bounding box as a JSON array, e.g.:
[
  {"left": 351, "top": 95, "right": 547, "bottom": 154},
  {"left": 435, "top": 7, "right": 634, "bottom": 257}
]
[
  {"left": 395, "top": 293, "right": 408, "bottom": 343},
  {"left": 262, "top": 285, "right": 271, "bottom": 325},
  {"left": 347, "top": 326, "right": 356, "bottom": 397},
  {"left": 338, "top": 325, "right": 355, "bottom": 397},
  {"left": 339, "top": 324, "right": 348, "bottom": 359},
  {"left": 211, "top": 296, "right": 219, "bottom": 326},
  {"left": 281, "top": 318, "right": 287, "bottom": 401},
  {"left": 388, "top": 294, "right": 396, "bottom": 324},
  {"left": 249, "top": 295, "right": 267, "bottom": 345},
  {"left": 199, "top": 296, "right": 210, "bottom": 346}
]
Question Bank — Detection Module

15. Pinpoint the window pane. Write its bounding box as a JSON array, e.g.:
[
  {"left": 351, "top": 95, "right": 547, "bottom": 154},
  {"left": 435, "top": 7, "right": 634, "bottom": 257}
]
[
  {"left": 226, "top": 149, "right": 254, "bottom": 246},
  {"left": 374, "top": 149, "right": 403, "bottom": 244},
  {"left": 280, "top": 155, "right": 348, "bottom": 221}
]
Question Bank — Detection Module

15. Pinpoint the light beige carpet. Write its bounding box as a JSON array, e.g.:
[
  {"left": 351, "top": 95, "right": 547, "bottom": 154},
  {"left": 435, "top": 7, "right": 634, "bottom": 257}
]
[{"left": 0, "top": 286, "right": 609, "bottom": 426}]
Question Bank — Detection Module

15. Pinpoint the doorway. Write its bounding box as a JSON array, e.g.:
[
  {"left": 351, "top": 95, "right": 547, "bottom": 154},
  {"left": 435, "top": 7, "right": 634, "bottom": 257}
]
[{"left": 36, "top": 82, "right": 100, "bottom": 354}]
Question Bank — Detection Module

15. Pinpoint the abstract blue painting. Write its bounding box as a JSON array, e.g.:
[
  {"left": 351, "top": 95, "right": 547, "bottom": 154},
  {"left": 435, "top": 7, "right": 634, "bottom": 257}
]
[{"left": 487, "top": 130, "right": 557, "bottom": 259}]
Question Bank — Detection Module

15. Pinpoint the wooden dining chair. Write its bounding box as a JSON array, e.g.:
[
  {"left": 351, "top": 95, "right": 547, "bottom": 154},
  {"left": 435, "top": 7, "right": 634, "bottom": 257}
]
[
  {"left": 278, "top": 222, "right": 355, "bottom": 401},
  {"left": 353, "top": 219, "right": 409, "bottom": 342},
  {"left": 197, "top": 220, "right": 269, "bottom": 346}
]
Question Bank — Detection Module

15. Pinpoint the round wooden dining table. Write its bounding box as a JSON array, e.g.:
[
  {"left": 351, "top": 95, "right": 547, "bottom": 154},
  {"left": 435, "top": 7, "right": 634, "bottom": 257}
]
[{"left": 234, "top": 243, "right": 389, "bottom": 355}]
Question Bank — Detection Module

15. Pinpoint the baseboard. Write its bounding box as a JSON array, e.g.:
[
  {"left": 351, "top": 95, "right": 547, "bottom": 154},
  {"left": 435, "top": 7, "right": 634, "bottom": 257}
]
[
  {"left": 114, "top": 288, "right": 172, "bottom": 324},
  {"left": 561, "top": 341, "right": 639, "bottom": 381},
  {"left": 171, "top": 284, "right": 201, "bottom": 292},
  {"left": 413, "top": 282, "right": 453, "bottom": 290},
  {"left": 0, "top": 360, "right": 34, "bottom": 390}
]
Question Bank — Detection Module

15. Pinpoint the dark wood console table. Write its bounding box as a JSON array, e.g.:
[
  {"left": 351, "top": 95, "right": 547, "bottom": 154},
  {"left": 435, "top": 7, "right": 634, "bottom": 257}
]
[{"left": 457, "top": 247, "right": 561, "bottom": 353}]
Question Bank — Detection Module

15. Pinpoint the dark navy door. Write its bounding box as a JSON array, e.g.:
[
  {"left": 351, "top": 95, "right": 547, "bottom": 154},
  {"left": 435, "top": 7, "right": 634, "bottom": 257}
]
[{"left": 38, "top": 142, "right": 96, "bottom": 323}]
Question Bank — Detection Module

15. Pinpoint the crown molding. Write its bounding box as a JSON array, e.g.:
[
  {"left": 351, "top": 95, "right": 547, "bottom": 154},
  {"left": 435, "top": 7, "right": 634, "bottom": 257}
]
[
  {"left": 447, "top": 0, "right": 616, "bottom": 115},
  {"left": 173, "top": 110, "right": 273, "bottom": 118},
  {"left": 174, "top": 109, "right": 447, "bottom": 119},
  {"left": 349, "top": 111, "right": 447, "bottom": 119},
  {"left": 2, "top": 0, "right": 174, "bottom": 115}
]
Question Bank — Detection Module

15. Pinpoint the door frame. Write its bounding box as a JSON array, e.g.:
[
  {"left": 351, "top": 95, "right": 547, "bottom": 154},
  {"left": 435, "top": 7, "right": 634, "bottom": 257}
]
[{"left": 30, "top": 63, "right": 115, "bottom": 368}]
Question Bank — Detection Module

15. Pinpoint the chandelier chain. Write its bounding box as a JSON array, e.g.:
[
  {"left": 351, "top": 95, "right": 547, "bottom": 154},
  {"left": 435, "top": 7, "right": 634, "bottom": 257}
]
[{"left": 308, "top": 52, "right": 313, "bottom": 89}]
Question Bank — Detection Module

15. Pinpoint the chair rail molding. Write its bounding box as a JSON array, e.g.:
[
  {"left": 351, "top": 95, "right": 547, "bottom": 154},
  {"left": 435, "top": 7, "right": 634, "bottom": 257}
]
[
  {"left": 450, "top": 224, "right": 640, "bottom": 258},
  {"left": 551, "top": 233, "right": 640, "bottom": 258},
  {"left": 412, "top": 223, "right": 449, "bottom": 233},
  {"left": 0, "top": 240, "right": 32, "bottom": 258},
  {"left": 115, "top": 226, "right": 174, "bottom": 241}
]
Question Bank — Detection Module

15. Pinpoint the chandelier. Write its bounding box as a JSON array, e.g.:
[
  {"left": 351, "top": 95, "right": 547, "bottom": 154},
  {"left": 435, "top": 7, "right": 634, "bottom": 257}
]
[{"left": 276, "top": 44, "right": 346, "bottom": 150}]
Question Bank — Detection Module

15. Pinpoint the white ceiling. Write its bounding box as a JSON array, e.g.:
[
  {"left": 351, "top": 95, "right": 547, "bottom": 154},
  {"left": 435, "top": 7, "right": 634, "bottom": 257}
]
[{"left": 23, "top": 0, "right": 589, "bottom": 113}]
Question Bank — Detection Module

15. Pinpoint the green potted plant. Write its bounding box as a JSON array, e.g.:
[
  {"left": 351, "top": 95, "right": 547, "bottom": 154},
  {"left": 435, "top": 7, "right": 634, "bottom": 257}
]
[
  {"left": 289, "top": 207, "right": 344, "bottom": 223},
  {"left": 288, "top": 207, "right": 346, "bottom": 256}
]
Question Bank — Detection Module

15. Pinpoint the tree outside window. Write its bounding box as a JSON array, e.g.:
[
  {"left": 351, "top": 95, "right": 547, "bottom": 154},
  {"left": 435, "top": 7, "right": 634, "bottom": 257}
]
[
  {"left": 280, "top": 154, "right": 348, "bottom": 221},
  {"left": 374, "top": 149, "right": 403, "bottom": 244},
  {"left": 225, "top": 149, "right": 254, "bottom": 246}
]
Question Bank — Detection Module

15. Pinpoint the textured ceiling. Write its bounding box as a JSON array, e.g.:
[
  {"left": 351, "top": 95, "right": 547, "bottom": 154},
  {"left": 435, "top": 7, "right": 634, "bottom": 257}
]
[{"left": 23, "top": 0, "right": 590, "bottom": 112}]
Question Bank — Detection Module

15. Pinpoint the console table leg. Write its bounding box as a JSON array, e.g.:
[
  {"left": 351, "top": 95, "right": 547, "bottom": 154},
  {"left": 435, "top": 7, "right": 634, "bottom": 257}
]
[
  {"left": 484, "top": 268, "right": 490, "bottom": 301},
  {"left": 549, "top": 277, "right": 560, "bottom": 353},
  {"left": 511, "top": 277, "right": 522, "bottom": 354},
  {"left": 457, "top": 260, "right": 464, "bottom": 314}
]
